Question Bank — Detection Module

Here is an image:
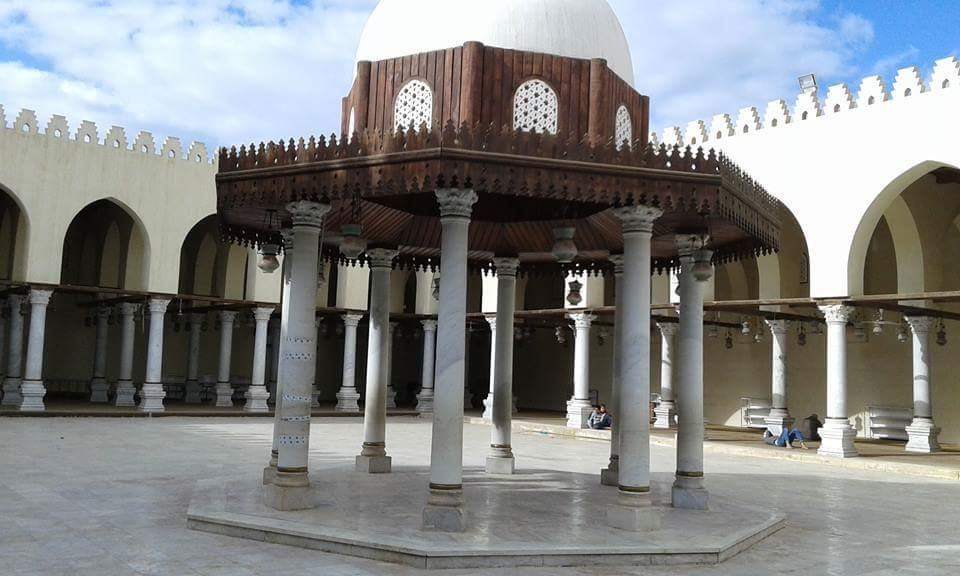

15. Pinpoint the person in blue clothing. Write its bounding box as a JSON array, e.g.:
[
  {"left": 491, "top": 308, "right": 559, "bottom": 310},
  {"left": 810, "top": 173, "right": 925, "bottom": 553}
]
[
  {"left": 763, "top": 427, "right": 809, "bottom": 449},
  {"left": 587, "top": 404, "right": 612, "bottom": 430}
]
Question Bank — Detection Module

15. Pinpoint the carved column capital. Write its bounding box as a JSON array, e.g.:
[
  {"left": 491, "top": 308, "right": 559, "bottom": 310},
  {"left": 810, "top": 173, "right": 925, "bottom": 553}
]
[
  {"left": 28, "top": 289, "right": 53, "bottom": 306},
  {"left": 253, "top": 307, "right": 275, "bottom": 322},
  {"left": 342, "top": 313, "right": 364, "bottom": 328},
  {"left": 366, "top": 248, "right": 398, "bottom": 270},
  {"left": 435, "top": 188, "right": 478, "bottom": 219},
  {"left": 286, "top": 200, "right": 331, "bottom": 228},
  {"left": 147, "top": 298, "right": 171, "bottom": 315},
  {"left": 493, "top": 257, "right": 520, "bottom": 277},
  {"left": 613, "top": 205, "right": 663, "bottom": 234},
  {"left": 765, "top": 319, "right": 790, "bottom": 335},
  {"left": 421, "top": 319, "right": 438, "bottom": 332},
  {"left": 219, "top": 310, "right": 238, "bottom": 324},
  {"left": 657, "top": 321, "right": 678, "bottom": 337},
  {"left": 819, "top": 304, "right": 854, "bottom": 325},
  {"left": 608, "top": 254, "right": 625, "bottom": 276},
  {"left": 569, "top": 312, "right": 597, "bottom": 329},
  {"left": 117, "top": 302, "right": 140, "bottom": 316},
  {"left": 906, "top": 316, "right": 935, "bottom": 335}
]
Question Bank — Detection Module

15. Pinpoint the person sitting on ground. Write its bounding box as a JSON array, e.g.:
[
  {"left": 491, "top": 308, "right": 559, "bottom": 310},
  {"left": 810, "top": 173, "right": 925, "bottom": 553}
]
[
  {"left": 587, "top": 404, "right": 612, "bottom": 430},
  {"left": 801, "top": 413, "right": 824, "bottom": 442},
  {"left": 763, "top": 427, "right": 809, "bottom": 449}
]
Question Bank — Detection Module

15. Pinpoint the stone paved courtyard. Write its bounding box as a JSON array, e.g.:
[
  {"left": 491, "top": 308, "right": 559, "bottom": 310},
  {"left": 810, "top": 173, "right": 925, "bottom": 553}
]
[{"left": 1, "top": 416, "right": 958, "bottom": 575}]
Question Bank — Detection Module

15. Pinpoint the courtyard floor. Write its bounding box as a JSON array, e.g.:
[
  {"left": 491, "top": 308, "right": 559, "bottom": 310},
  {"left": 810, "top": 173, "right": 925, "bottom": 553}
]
[{"left": 0, "top": 416, "right": 958, "bottom": 575}]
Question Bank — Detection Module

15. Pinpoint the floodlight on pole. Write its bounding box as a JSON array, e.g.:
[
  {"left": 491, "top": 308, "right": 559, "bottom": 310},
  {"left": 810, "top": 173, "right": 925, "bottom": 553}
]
[{"left": 798, "top": 74, "right": 818, "bottom": 95}]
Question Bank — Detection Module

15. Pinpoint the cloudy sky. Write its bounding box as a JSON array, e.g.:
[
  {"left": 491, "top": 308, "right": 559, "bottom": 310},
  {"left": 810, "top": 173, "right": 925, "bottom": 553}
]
[{"left": 0, "top": 0, "right": 956, "bottom": 149}]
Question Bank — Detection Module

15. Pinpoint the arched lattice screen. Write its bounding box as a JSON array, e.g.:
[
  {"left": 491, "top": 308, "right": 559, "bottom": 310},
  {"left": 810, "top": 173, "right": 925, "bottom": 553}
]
[
  {"left": 615, "top": 105, "right": 632, "bottom": 149},
  {"left": 394, "top": 80, "right": 433, "bottom": 131},
  {"left": 513, "top": 79, "right": 559, "bottom": 134}
]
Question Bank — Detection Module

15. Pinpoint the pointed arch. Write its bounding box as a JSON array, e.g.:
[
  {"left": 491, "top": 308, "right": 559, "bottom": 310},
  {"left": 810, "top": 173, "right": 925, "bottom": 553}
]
[
  {"left": 0, "top": 182, "right": 29, "bottom": 281},
  {"left": 179, "top": 214, "right": 247, "bottom": 299},
  {"left": 60, "top": 198, "right": 150, "bottom": 290}
]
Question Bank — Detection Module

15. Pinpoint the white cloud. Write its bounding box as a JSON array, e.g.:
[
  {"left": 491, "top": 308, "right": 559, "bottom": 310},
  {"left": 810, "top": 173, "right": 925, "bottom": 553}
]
[
  {"left": 608, "top": 0, "right": 874, "bottom": 132},
  {"left": 870, "top": 46, "right": 921, "bottom": 76},
  {"left": 0, "top": 0, "right": 874, "bottom": 147}
]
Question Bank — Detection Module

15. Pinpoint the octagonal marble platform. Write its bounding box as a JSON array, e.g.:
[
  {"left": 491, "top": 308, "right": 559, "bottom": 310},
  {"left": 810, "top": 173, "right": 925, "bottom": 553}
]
[{"left": 187, "top": 467, "right": 784, "bottom": 569}]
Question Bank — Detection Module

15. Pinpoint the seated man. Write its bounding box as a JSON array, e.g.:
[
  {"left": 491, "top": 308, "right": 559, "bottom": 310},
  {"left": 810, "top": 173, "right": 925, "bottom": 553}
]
[
  {"left": 763, "top": 427, "right": 808, "bottom": 449},
  {"left": 587, "top": 404, "right": 612, "bottom": 430}
]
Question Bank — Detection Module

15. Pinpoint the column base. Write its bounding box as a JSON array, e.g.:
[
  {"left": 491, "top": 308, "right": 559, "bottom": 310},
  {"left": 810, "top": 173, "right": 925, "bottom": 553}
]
[
  {"left": 481, "top": 393, "right": 494, "bottom": 421},
  {"left": 262, "top": 456, "right": 278, "bottom": 485},
  {"left": 600, "top": 457, "right": 619, "bottom": 487},
  {"left": 416, "top": 389, "right": 434, "bottom": 414},
  {"left": 89, "top": 377, "right": 109, "bottom": 403},
  {"left": 422, "top": 487, "right": 467, "bottom": 532},
  {"left": 566, "top": 398, "right": 593, "bottom": 429},
  {"left": 263, "top": 471, "right": 314, "bottom": 511},
  {"left": 184, "top": 379, "right": 202, "bottom": 404},
  {"left": 335, "top": 387, "right": 361, "bottom": 412},
  {"left": 653, "top": 401, "right": 677, "bottom": 429},
  {"left": 2, "top": 377, "right": 22, "bottom": 406},
  {"left": 764, "top": 410, "right": 794, "bottom": 437},
  {"left": 817, "top": 419, "right": 858, "bottom": 458},
  {"left": 607, "top": 490, "right": 660, "bottom": 532},
  {"left": 114, "top": 380, "right": 136, "bottom": 407},
  {"left": 244, "top": 385, "right": 270, "bottom": 413},
  {"left": 356, "top": 443, "right": 392, "bottom": 473},
  {"left": 215, "top": 382, "right": 234, "bottom": 408},
  {"left": 18, "top": 379, "right": 46, "bottom": 412},
  {"left": 138, "top": 382, "right": 166, "bottom": 413},
  {"left": 905, "top": 419, "right": 941, "bottom": 453},
  {"left": 485, "top": 445, "right": 515, "bottom": 475},
  {"left": 672, "top": 474, "right": 709, "bottom": 510}
]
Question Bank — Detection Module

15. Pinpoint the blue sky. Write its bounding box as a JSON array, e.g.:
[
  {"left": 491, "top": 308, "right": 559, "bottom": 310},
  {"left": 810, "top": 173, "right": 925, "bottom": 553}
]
[{"left": 0, "top": 0, "right": 955, "bottom": 150}]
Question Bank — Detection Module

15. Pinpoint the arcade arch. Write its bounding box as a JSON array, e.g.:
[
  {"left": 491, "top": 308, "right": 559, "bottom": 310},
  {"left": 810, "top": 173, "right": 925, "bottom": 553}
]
[
  {"left": 60, "top": 199, "right": 149, "bottom": 290},
  {"left": 0, "top": 183, "right": 28, "bottom": 282},
  {"left": 178, "top": 215, "right": 248, "bottom": 299}
]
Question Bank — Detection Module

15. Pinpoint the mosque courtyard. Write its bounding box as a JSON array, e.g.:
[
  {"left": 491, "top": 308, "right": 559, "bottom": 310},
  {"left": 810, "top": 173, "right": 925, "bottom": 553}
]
[{"left": 1, "top": 416, "right": 957, "bottom": 575}]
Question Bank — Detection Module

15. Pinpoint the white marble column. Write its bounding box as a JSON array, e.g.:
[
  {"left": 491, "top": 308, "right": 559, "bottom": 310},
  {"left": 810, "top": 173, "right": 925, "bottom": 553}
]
[
  {"left": 19, "top": 289, "right": 53, "bottom": 412},
  {"left": 0, "top": 305, "right": 7, "bottom": 385},
  {"left": 356, "top": 248, "right": 397, "bottom": 473},
  {"left": 672, "top": 238, "right": 713, "bottom": 510},
  {"left": 2, "top": 295, "right": 24, "bottom": 406},
  {"left": 386, "top": 321, "right": 398, "bottom": 408},
  {"left": 653, "top": 322, "right": 678, "bottom": 429},
  {"left": 817, "top": 304, "right": 858, "bottom": 458},
  {"left": 417, "top": 319, "right": 437, "bottom": 414},
  {"left": 905, "top": 316, "right": 940, "bottom": 453},
  {"left": 138, "top": 298, "right": 170, "bottom": 413},
  {"left": 335, "top": 313, "right": 363, "bottom": 412},
  {"left": 215, "top": 310, "right": 237, "bottom": 407},
  {"left": 607, "top": 205, "right": 662, "bottom": 532},
  {"left": 486, "top": 257, "right": 518, "bottom": 475},
  {"left": 764, "top": 319, "right": 794, "bottom": 434},
  {"left": 267, "top": 318, "right": 280, "bottom": 402},
  {"left": 245, "top": 307, "right": 274, "bottom": 413},
  {"left": 89, "top": 306, "right": 111, "bottom": 403},
  {"left": 601, "top": 255, "right": 624, "bottom": 486},
  {"left": 114, "top": 303, "right": 139, "bottom": 407},
  {"left": 482, "top": 314, "right": 496, "bottom": 421},
  {"left": 566, "top": 312, "right": 596, "bottom": 428},
  {"left": 264, "top": 201, "right": 329, "bottom": 511},
  {"left": 184, "top": 313, "right": 203, "bottom": 403},
  {"left": 423, "top": 188, "right": 477, "bottom": 533},
  {"left": 264, "top": 230, "right": 294, "bottom": 485}
]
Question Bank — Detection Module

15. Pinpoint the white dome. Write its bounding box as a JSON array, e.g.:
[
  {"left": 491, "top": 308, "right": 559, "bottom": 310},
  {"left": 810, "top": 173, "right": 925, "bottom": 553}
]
[{"left": 355, "top": 0, "right": 634, "bottom": 85}]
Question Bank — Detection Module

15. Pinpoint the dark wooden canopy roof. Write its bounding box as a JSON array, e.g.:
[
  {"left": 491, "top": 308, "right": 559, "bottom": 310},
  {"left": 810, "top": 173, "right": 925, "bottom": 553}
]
[{"left": 216, "top": 122, "right": 781, "bottom": 273}]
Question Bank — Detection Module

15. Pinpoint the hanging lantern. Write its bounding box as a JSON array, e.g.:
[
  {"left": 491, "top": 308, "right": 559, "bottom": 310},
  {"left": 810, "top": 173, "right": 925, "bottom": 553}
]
[
  {"left": 798, "top": 324, "right": 807, "bottom": 346},
  {"left": 339, "top": 223, "right": 367, "bottom": 260},
  {"left": 741, "top": 319, "right": 751, "bottom": 336},
  {"left": 432, "top": 276, "right": 441, "bottom": 301},
  {"left": 754, "top": 322, "right": 764, "bottom": 344},
  {"left": 555, "top": 325, "right": 568, "bottom": 345},
  {"left": 514, "top": 326, "right": 525, "bottom": 342},
  {"left": 566, "top": 279, "right": 583, "bottom": 306},
  {"left": 853, "top": 323, "right": 866, "bottom": 341},
  {"left": 597, "top": 327, "right": 609, "bottom": 346},
  {"left": 937, "top": 320, "right": 947, "bottom": 346},
  {"left": 551, "top": 227, "right": 578, "bottom": 263},
  {"left": 813, "top": 322, "right": 824, "bottom": 336},
  {"left": 725, "top": 330, "right": 734, "bottom": 350},
  {"left": 872, "top": 309, "right": 884, "bottom": 336},
  {"left": 257, "top": 243, "right": 281, "bottom": 274}
]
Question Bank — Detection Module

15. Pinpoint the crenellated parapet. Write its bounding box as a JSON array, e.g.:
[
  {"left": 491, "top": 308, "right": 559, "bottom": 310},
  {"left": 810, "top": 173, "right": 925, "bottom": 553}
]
[
  {"left": 0, "top": 105, "right": 215, "bottom": 165},
  {"left": 653, "top": 56, "right": 960, "bottom": 147}
]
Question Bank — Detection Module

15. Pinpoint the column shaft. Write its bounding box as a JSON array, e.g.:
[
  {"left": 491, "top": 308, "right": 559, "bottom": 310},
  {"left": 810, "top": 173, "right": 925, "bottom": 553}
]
[
  {"left": 486, "top": 258, "right": 518, "bottom": 475},
  {"left": 601, "top": 256, "right": 624, "bottom": 485},
  {"left": 335, "top": 314, "right": 363, "bottom": 412},
  {"left": 417, "top": 320, "right": 437, "bottom": 413},
  {"left": 356, "top": 249, "right": 396, "bottom": 473},
  {"left": 89, "top": 306, "right": 110, "bottom": 402},
  {"left": 19, "top": 289, "right": 53, "bottom": 412},
  {"left": 566, "top": 313, "right": 596, "bottom": 428},
  {"left": 184, "top": 314, "right": 203, "bottom": 404},
  {"left": 138, "top": 298, "right": 170, "bottom": 413},
  {"left": 653, "top": 322, "right": 677, "bottom": 429},
  {"left": 423, "top": 188, "right": 477, "bottom": 532},
  {"left": 482, "top": 315, "right": 496, "bottom": 421},
  {"left": 764, "top": 319, "right": 793, "bottom": 433},
  {"left": 215, "top": 311, "right": 237, "bottom": 407},
  {"left": 266, "top": 201, "right": 328, "bottom": 511},
  {"left": 245, "top": 307, "right": 274, "bottom": 412},
  {"left": 265, "top": 232, "right": 294, "bottom": 485},
  {"left": 817, "top": 305, "right": 858, "bottom": 458},
  {"left": 606, "top": 205, "right": 661, "bottom": 532},
  {"left": 905, "top": 317, "right": 940, "bottom": 452},
  {"left": 114, "top": 303, "right": 138, "bottom": 407},
  {"left": 2, "top": 295, "right": 25, "bottom": 406}
]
